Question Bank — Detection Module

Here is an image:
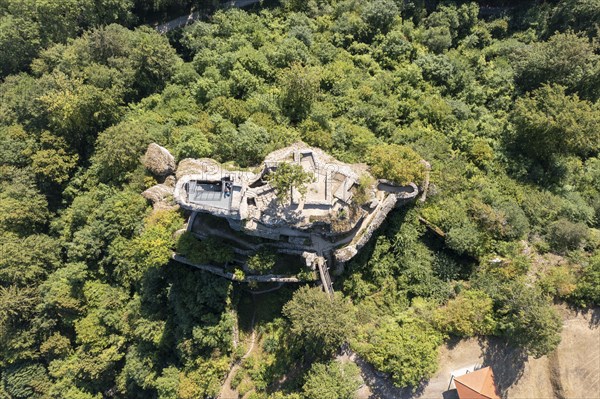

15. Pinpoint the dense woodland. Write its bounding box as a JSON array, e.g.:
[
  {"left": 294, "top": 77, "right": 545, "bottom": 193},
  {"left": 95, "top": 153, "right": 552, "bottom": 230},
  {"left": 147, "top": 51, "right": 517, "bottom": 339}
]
[{"left": 1, "top": 0, "right": 600, "bottom": 398}]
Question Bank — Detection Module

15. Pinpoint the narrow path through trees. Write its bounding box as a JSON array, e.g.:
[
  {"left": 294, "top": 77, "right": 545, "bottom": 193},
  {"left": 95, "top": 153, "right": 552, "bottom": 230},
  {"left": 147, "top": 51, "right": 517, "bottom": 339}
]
[{"left": 218, "top": 284, "right": 285, "bottom": 398}]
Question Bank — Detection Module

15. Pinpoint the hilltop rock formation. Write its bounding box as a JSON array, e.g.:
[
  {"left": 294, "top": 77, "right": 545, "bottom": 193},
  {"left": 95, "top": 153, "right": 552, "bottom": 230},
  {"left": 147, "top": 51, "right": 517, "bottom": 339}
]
[{"left": 142, "top": 143, "right": 176, "bottom": 177}]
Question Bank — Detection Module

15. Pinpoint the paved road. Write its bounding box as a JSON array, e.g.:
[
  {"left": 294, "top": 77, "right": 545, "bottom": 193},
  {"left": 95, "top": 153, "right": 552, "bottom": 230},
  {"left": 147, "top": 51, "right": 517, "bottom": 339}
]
[{"left": 155, "top": 0, "right": 261, "bottom": 33}]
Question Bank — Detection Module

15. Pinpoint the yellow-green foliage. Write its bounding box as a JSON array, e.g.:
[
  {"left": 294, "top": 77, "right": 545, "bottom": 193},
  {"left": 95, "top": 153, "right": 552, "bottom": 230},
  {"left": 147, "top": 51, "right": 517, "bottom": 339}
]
[
  {"left": 353, "top": 317, "right": 442, "bottom": 389},
  {"left": 302, "top": 360, "right": 362, "bottom": 399},
  {"left": 177, "top": 232, "right": 234, "bottom": 264},
  {"left": 266, "top": 162, "right": 314, "bottom": 203},
  {"left": 434, "top": 290, "right": 497, "bottom": 337},
  {"left": 1, "top": 0, "right": 600, "bottom": 396},
  {"left": 368, "top": 144, "right": 425, "bottom": 185},
  {"left": 538, "top": 265, "right": 577, "bottom": 298},
  {"left": 247, "top": 249, "right": 277, "bottom": 274}
]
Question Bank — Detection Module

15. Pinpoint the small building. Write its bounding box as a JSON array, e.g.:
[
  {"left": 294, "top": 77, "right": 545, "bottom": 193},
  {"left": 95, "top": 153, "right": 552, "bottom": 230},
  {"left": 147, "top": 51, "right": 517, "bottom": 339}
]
[{"left": 453, "top": 366, "right": 501, "bottom": 399}]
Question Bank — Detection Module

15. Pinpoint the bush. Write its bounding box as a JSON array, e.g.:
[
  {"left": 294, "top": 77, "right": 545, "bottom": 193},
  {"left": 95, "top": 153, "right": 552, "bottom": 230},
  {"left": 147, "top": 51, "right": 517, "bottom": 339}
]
[
  {"left": 352, "top": 174, "right": 374, "bottom": 206},
  {"left": 368, "top": 144, "right": 425, "bottom": 185},
  {"left": 496, "top": 283, "right": 562, "bottom": 358},
  {"left": 283, "top": 287, "right": 355, "bottom": 357},
  {"left": 302, "top": 361, "right": 362, "bottom": 399},
  {"left": 177, "top": 232, "right": 234, "bottom": 264},
  {"left": 434, "top": 290, "right": 496, "bottom": 337},
  {"left": 247, "top": 249, "right": 277, "bottom": 274},
  {"left": 266, "top": 162, "right": 314, "bottom": 203},
  {"left": 446, "top": 223, "right": 487, "bottom": 258},
  {"left": 432, "top": 252, "right": 463, "bottom": 281},
  {"left": 547, "top": 218, "right": 589, "bottom": 252},
  {"left": 570, "top": 257, "right": 600, "bottom": 306},
  {"left": 353, "top": 318, "right": 442, "bottom": 389}
]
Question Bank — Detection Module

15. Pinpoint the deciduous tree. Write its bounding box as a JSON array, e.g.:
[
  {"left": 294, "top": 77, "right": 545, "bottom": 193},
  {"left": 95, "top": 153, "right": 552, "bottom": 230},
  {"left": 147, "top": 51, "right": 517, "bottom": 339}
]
[
  {"left": 302, "top": 361, "right": 362, "bottom": 399},
  {"left": 368, "top": 144, "right": 425, "bottom": 185},
  {"left": 266, "top": 162, "right": 314, "bottom": 204},
  {"left": 353, "top": 317, "right": 442, "bottom": 389},
  {"left": 283, "top": 286, "right": 354, "bottom": 357}
]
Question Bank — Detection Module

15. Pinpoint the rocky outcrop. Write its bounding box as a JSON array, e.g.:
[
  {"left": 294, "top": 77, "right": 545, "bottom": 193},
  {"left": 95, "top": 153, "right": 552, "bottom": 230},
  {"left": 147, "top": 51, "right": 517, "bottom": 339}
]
[
  {"left": 142, "top": 143, "right": 176, "bottom": 177},
  {"left": 142, "top": 183, "right": 174, "bottom": 204},
  {"left": 142, "top": 175, "right": 177, "bottom": 210},
  {"left": 175, "top": 158, "right": 221, "bottom": 180}
]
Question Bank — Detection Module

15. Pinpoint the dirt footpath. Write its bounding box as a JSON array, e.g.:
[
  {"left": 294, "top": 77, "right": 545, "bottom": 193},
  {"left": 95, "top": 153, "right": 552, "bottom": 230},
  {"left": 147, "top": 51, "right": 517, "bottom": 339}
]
[{"left": 357, "top": 306, "right": 600, "bottom": 399}]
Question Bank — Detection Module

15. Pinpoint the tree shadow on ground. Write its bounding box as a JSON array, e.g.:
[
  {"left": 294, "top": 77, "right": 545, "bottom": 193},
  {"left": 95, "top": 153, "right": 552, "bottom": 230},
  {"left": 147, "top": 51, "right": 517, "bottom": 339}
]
[
  {"left": 479, "top": 337, "right": 528, "bottom": 399},
  {"left": 442, "top": 389, "right": 459, "bottom": 399},
  {"left": 566, "top": 303, "right": 600, "bottom": 328},
  {"left": 352, "top": 353, "right": 426, "bottom": 399},
  {"left": 586, "top": 307, "right": 600, "bottom": 328},
  {"left": 446, "top": 335, "right": 462, "bottom": 351}
]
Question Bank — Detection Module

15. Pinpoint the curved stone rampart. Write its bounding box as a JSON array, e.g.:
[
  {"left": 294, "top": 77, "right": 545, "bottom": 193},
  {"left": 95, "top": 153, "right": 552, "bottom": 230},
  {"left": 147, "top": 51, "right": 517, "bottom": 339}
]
[{"left": 333, "top": 183, "right": 419, "bottom": 264}]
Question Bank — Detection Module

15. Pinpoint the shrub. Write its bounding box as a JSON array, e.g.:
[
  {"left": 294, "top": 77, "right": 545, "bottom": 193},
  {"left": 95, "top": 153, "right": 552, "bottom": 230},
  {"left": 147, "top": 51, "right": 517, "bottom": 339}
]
[
  {"left": 434, "top": 290, "right": 497, "bottom": 337},
  {"left": 177, "top": 232, "right": 234, "bottom": 264},
  {"left": 547, "top": 218, "right": 589, "bottom": 252},
  {"left": 368, "top": 144, "right": 425, "bottom": 185},
  {"left": 353, "top": 318, "right": 442, "bottom": 389},
  {"left": 570, "top": 257, "right": 600, "bottom": 306},
  {"left": 283, "top": 287, "right": 355, "bottom": 356},
  {"left": 247, "top": 249, "right": 277, "bottom": 274},
  {"left": 266, "top": 162, "right": 314, "bottom": 204},
  {"left": 302, "top": 361, "right": 362, "bottom": 399}
]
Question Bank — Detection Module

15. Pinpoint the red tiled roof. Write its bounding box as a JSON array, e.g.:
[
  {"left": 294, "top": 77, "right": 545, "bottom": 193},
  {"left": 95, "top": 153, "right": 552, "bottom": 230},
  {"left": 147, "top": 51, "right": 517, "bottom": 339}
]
[{"left": 454, "top": 367, "right": 501, "bottom": 399}]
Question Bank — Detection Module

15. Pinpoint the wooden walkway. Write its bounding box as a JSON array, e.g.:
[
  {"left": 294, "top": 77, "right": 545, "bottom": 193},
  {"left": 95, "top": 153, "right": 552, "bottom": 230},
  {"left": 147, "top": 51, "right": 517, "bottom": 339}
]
[{"left": 315, "top": 256, "right": 334, "bottom": 298}]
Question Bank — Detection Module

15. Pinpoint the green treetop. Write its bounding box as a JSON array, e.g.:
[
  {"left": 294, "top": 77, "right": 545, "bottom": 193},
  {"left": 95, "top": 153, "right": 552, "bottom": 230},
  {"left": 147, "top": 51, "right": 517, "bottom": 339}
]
[
  {"left": 266, "top": 162, "right": 314, "bottom": 204},
  {"left": 368, "top": 144, "right": 426, "bottom": 185},
  {"left": 302, "top": 360, "right": 362, "bottom": 399}
]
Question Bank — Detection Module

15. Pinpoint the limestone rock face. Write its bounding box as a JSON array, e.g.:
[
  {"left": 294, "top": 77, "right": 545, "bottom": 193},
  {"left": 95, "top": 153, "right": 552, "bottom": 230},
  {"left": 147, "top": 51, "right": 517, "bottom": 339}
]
[
  {"left": 164, "top": 175, "right": 176, "bottom": 187},
  {"left": 175, "top": 158, "right": 220, "bottom": 180},
  {"left": 143, "top": 143, "right": 176, "bottom": 177},
  {"left": 142, "top": 183, "right": 174, "bottom": 204}
]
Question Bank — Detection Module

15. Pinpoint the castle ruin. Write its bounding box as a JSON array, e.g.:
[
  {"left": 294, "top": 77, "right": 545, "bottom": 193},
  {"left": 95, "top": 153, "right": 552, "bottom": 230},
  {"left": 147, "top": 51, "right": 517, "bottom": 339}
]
[{"left": 143, "top": 142, "right": 423, "bottom": 291}]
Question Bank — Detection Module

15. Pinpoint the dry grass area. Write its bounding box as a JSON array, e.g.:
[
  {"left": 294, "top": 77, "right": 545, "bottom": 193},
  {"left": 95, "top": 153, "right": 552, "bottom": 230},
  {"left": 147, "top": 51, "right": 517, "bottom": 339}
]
[
  {"left": 356, "top": 305, "right": 600, "bottom": 399},
  {"left": 221, "top": 303, "right": 599, "bottom": 399}
]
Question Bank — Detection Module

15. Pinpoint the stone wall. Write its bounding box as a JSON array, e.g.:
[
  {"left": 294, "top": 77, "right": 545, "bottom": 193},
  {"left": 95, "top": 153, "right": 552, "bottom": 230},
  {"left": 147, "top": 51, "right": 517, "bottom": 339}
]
[
  {"left": 172, "top": 254, "right": 308, "bottom": 283},
  {"left": 334, "top": 183, "right": 419, "bottom": 264}
]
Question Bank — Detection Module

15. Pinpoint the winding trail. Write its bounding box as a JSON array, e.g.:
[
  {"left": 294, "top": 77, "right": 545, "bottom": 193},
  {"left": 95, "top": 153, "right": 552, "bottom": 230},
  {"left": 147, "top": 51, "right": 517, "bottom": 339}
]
[
  {"left": 219, "top": 302, "right": 256, "bottom": 399},
  {"left": 218, "top": 284, "right": 284, "bottom": 399},
  {"left": 244, "top": 282, "right": 284, "bottom": 295}
]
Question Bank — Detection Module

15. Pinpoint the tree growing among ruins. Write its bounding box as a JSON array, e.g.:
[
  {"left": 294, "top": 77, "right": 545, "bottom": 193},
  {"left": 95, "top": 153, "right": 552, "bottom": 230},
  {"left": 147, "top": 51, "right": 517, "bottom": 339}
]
[{"left": 266, "top": 162, "right": 314, "bottom": 204}]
